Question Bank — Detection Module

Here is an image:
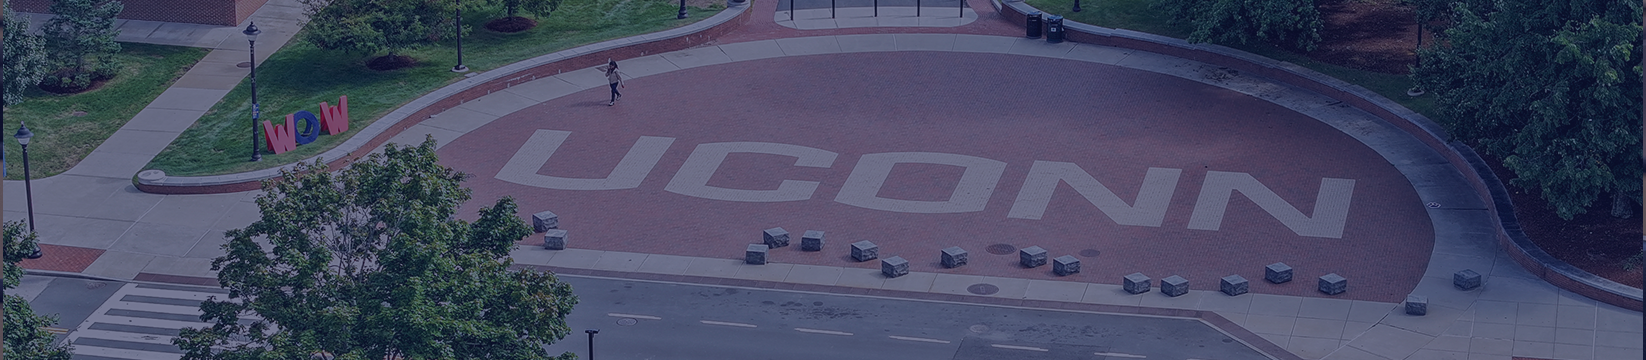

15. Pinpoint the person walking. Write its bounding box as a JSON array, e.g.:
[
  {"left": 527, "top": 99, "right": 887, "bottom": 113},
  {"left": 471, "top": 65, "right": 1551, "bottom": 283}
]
[{"left": 597, "top": 59, "right": 625, "bottom": 106}]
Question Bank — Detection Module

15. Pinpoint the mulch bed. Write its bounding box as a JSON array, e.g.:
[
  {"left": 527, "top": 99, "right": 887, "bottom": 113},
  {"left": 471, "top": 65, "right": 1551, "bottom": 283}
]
[
  {"left": 1305, "top": 0, "right": 1643, "bottom": 286},
  {"left": 486, "top": 16, "right": 539, "bottom": 33},
  {"left": 366, "top": 54, "right": 418, "bottom": 71}
]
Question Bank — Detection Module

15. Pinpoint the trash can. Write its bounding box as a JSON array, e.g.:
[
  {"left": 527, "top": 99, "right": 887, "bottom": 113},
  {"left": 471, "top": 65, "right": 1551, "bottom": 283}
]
[
  {"left": 1026, "top": 11, "right": 1043, "bottom": 39},
  {"left": 1045, "top": 15, "right": 1065, "bottom": 43}
]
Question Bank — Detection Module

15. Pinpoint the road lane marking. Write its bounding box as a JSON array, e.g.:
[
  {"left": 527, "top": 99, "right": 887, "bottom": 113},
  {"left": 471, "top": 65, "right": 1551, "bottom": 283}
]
[
  {"left": 990, "top": 344, "right": 1049, "bottom": 351},
  {"left": 1094, "top": 352, "right": 1147, "bottom": 358},
  {"left": 699, "top": 320, "right": 758, "bottom": 328},
  {"left": 607, "top": 313, "right": 662, "bottom": 320},
  {"left": 794, "top": 328, "right": 854, "bottom": 336},
  {"left": 888, "top": 335, "right": 951, "bottom": 344}
]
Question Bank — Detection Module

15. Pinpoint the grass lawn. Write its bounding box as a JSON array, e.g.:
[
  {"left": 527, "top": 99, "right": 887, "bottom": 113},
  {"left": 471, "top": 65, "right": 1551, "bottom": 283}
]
[
  {"left": 146, "top": 1, "right": 725, "bottom": 177},
  {"left": 3, "top": 43, "right": 210, "bottom": 180},
  {"left": 1024, "top": 0, "right": 1437, "bottom": 118}
]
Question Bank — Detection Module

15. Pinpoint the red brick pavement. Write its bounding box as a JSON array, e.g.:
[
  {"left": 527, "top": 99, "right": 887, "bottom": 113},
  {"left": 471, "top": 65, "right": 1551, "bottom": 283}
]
[
  {"left": 439, "top": 49, "right": 1436, "bottom": 303},
  {"left": 18, "top": 244, "right": 105, "bottom": 273}
]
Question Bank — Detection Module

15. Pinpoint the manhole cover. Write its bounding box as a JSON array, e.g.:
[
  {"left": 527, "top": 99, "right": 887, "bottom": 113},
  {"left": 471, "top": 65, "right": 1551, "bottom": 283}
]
[
  {"left": 967, "top": 283, "right": 999, "bottom": 295},
  {"left": 969, "top": 325, "right": 989, "bottom": 333},
  {"left": 84, "top": 281, "right": 106, "bottom": 289},
  {"left": 1079, "top": 249, "right": 1101, "bottom": 257},
  {"left": 236, "top": 61, "right": 252, "bottom": 68},
  {"left": 616, "top": 318, "right": 638, "bottom": 326},
  {"left": 985, "top": 244, "right": 1016, "bottom": 255}
]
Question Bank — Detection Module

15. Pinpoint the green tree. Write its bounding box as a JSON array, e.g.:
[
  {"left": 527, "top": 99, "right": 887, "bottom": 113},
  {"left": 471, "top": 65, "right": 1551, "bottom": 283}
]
[
  {"left": 1413, "top": 0, "right": 1642, "bottom": 220},
  {"left": 299, "top": 0, "right": 458, "bottom": 62},
  {"left": 491, "top": 0, "right": 563, "bottom": 19},
  {"left": 173, "top": 138, "right": 579, "bottom": 360},
  {"left": 38, "top": 0, "right": 123, "bottom": 92},
  {"left": 4, "top": 5, "right": 51, "bottom": 105},
  {"left": 5, "top": 221, "right": 74, "bottom": 360},
  {"left": 1155, "top": 0, "right": 1323, "bottom": 51}
]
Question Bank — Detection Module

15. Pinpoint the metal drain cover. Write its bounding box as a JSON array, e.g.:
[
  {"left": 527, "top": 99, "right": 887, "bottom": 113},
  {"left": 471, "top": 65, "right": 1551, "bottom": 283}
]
[
  {"left": 616, "top": 318, "right": 638, "bottom": 326},
  {"left": 967, "top": 283, "right": 1000, "bottom": 295}
]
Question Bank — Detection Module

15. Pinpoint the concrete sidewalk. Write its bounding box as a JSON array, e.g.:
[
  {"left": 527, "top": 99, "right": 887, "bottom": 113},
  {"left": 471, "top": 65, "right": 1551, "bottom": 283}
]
[{"left": 5, "top": 3, "right": 1640, "bottom": 360}]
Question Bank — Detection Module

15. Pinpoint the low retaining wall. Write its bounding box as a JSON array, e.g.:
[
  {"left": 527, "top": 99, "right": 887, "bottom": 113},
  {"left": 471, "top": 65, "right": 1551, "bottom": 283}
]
[
  {"left": 11, "top": 0, "right": 267, "bottom": 26},
  {"left": 994, "top": 0, "right": 1641, "bottom": 311},
  {"left": 135, "top": 2, "right": 753, "bottom": 194}
]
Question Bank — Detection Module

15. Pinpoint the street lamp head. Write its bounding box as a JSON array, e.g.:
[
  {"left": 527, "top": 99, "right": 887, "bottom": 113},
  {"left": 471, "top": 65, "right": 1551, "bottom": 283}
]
[
  {"left": 585, "top": 329, "right": 599, "bottom": 335},
  {"left": 243, "top": 22, "right": 261, "bottom": 43},
  {"left": 14, "top": 122, "right": 33, "bottom": 146}
]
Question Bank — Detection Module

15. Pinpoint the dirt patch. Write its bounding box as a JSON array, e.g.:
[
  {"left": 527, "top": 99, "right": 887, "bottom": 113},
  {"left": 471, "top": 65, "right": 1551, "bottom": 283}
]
[
  {"left": 1480, "top": 152, "right": 1644, "bottom": 287},
  {"left": 366, "top": 54, "right": 418, "bottom": 71},
  {"left": 1307, "top": 0, "right": 1422, "bottom": 74},
  {"left": 485, "top": 16, "right": 539, "bottom": 33}
]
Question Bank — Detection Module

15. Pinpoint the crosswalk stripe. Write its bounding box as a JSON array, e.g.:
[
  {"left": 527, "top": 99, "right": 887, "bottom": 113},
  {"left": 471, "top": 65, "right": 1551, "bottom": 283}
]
[
  {"left": 123, "top": 287, "right": 238, "bottom": 303},
  {"left": 70, "top": 344, "right": 183, "bottom": 360},
  {"left": 67, "top": 329, "right": 177, "bottom": 346}
]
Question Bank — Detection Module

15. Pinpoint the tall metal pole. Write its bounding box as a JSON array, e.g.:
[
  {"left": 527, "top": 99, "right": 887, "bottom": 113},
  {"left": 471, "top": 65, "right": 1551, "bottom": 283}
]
[
  {"left": 678, "top": 0, "right": 689, "bottom": 19},
  {"left": 585, "top": 329, "right": 598, "bottom": 360},
  {"left": 454, "top": 0, "right": 469, "bottom": 72},
  {"left": 15, "top": 123, "right": 40, "bottom": 259},
  {"left": 1072, "top": 0, "right": 1081, "bottom": 12},
  {"left": 246, "top": 23, "right": 262, "bottom": 162}
]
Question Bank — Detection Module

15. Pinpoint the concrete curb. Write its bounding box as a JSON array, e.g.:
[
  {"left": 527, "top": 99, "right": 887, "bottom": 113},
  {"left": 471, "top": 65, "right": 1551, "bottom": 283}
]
[
  {"left": 135, "top": 2, "right": 754, "bottom": 194},
  {"left": 994, "top": 0, "right": 1642, "bottom": 312}
]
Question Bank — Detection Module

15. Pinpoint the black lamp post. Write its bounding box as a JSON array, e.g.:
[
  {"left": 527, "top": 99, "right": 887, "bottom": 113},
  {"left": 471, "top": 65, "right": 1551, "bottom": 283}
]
[
  {"left": 1072, "top": 0, "right": 1081, "bottom": 12},
  {"left": 244, "top": 23, "right": 263, "bottom": 161},
  {"left": 14, "top": 123, "right": 41, "bottom": 259},
  {"left": 453, "top": 0, "right": 469, "bottom": 72},
  {"left": 678, "top": 0, "right": 688, "bottom": 19},
  {"left": 1407, "top": 22, "right": 1425, "bottom": 97},
  {"left": 585, "top": 329, "right": 598, "bottom": 360}
]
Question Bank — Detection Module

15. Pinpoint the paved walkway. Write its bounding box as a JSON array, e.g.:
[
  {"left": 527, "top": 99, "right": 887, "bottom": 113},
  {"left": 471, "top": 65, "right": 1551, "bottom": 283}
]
[{"left": 6, "top": 2, "right": 1640, "bottom": 360}]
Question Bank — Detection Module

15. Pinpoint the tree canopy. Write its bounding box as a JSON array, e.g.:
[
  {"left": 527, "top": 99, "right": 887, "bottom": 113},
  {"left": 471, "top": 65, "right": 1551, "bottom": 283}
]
[
  {"left": 5, "top": 221, "right": 74, "bottom": 360},
  {"left": 4, "top": 5, "right": 50, "bottom": 105},
  {"left": 1413, "top": 0, "right": 1642, "bottom": 220},
  {"left": 299, "top": 0, "right": 459, "bottom": 59},
  {"left": 1156, "top": 0, "right": 1323, "bottom": 51},
  {"left": 173, "top": 138, "right": 579, "bottom": 360}
]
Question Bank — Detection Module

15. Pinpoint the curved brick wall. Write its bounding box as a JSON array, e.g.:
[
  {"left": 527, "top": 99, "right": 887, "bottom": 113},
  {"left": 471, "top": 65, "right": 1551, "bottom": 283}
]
[{"left": 11, "top": 0, "right": 267, "bottom": 26}]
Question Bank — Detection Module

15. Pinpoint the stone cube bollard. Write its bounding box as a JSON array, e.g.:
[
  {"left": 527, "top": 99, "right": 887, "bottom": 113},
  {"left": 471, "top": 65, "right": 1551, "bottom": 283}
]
[
  {"left": 1052, "top": 255, "right": 1080, "bottom": 276},
  {"left": 1162, "top": 275, "right": 1190, "bottom": 297},
  {"left": 745, "top": 244, "right": 769, "bottom": 265},
  {"left": 1221, "top": 275, "right": 1250, "bottom": 296},
  {"left": 763, "top": 227, "right": 790, "bottom": 248},
  {"left": 1124, "top": 273, "right": 1151, "bottom": 294},
  {"left": 1405, "top": 294, "right": 1428, "bottom": 316},
  {"left": 1020, "top": 246, "right": 1048, "bottom": 268},
  {"left": 1319, "top": 273, "right": 1347, "bottom": 295},
  {"left": 1265, "top": 262, "right": 1293, "bottom": 284},
  {"left": 1453, "top": 269, "right": 1482, "bottom": 290},
  {"left": 882, "top": 256, "right": 910, "bottom": 278},
  {"left": 851, "top": 241, "right": 879, "bottom": 262},
  {"left": 941, "top": 246, "right": 968, "bottom": 268},
  {"left": 542, "top": 229, "right": 568, "bottom": 250},
  {"left": 532, "top": 211, "right": 559, "bottom": 232},
  {"left": 801, "top": 230, "right": 825, "bottom": 251}
]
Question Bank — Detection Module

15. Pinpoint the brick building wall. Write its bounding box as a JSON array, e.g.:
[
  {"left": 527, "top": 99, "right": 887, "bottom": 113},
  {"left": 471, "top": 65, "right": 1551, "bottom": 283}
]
[{"left": 12, "top": 0, "right": 269, "bottom": 26}]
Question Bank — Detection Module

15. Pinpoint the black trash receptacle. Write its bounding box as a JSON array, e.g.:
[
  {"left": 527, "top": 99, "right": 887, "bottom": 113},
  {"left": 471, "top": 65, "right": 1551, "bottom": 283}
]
[
  {"left": 1026, "top": 11, "right": 1043, "bottom": 39},
  {"left": 1045, "top": 15, "right": 1065, "bottom": 43}
]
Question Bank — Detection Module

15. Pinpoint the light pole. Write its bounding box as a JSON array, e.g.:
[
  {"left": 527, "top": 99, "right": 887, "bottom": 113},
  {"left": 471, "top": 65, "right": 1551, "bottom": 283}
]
[
  {"left": 1407, "top": 22, "right": 1425, "bottom": 97},
  {"left": 585, "top": 329, "right": 598, "bottom": 360},
  {"left": 244, "top": 23, "right": 263, "bottom": 161},
  {"left": 678, "top": 0, "right": 688, "bottom": 19},
  {"left": 453, "top": 0, "right": 469, "bottom": 72},
  {"left": 1072, "top": 0, "right": 1081, "bottom": 12},
  {"left": 14, "top": 123, "right": 41, "bottom": 259}
]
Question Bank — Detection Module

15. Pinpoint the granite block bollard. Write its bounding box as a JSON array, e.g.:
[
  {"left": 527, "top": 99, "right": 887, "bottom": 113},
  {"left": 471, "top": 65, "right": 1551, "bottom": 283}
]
[
  {"left": 763, "top": 227, "right": 790, "bottom": 248},
  {"left": 746, "top": 244, "right": 769, "bottom": 265},
  {"left": 1319, "top": 273, "right": 1347, "bottom": 295},
  {"left": 1453, "top": 269, "right": 1481, "bottom": 290},
  {"left": 1052, "top": 255, "right": 1080, "bottom": 276},
  {"left": 1405, "top": 294, "right": 1428, "bottom": 316},
  {"left": 882, "top": 256, "right": 910, "bottom": 278},
  {"left": 1265, "top": 262, "right": 1293, "bottom": 284},
  {"left": 532, "top": 211, "right": 559, "bottom": 232},
  {"left": 941, "top": 246, "right": 968, "bottom": 268},
  {"left": 542, "top": 229, "right": 567, "bottom": 250},
  {"left": 1124, "top": 273, "right": 1151, "bottom": 294},
  {"left": 801, "top": 230, "right": 825, "bottom": 251},
  {"left": 851, "top": 241, "right": 879, "bottom": 262},
  {"left": 1220, "top": 275, "right": 1249, "bottom": 296},
  {"left": 1020, "top": 246, "right": 1048, "bottom": 268},
  {"left": 1162, "top": 275, "right": 1189, "bottom": 297}
]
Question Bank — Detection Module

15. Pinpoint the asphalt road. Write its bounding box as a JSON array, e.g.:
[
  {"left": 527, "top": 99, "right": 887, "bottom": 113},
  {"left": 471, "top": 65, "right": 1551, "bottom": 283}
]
[{"left": 20, "top": 273, "right": 1272, "bottom": 360}]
